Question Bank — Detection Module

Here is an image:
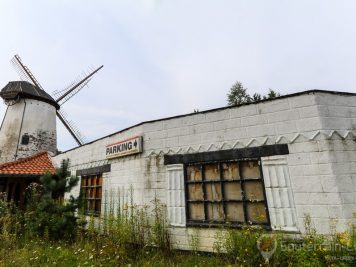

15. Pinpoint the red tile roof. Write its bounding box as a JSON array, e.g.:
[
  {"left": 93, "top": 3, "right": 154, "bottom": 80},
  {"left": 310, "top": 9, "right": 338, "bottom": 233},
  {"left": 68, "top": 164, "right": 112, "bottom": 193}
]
[{"left": 0, "top": 151, "right": 56, "bottom": 175}]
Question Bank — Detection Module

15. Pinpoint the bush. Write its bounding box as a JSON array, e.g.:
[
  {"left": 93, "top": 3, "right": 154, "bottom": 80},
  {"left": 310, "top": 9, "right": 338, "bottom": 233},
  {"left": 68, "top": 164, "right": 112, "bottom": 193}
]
[{"left": 24, "top": 159, "right": 81, "bottom": 240}]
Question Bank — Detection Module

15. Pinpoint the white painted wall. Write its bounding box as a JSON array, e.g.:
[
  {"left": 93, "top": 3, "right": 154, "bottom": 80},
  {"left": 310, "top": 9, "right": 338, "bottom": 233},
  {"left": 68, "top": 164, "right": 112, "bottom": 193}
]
[
  {"left": 54, "top": 91, "right": 356, "bottom": 250},
  {"left": 0, "top": 98, "right": 57, "bottom": 163}
]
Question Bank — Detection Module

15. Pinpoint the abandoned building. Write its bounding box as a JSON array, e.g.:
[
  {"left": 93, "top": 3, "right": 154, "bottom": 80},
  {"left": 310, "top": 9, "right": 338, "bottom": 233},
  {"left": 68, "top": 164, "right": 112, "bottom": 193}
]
[
  {"left": 1, "top": 82, "right": 356, "bottom": 251},
  {"left": 53, "top": 90, "right": 356, "bottom": 250}
]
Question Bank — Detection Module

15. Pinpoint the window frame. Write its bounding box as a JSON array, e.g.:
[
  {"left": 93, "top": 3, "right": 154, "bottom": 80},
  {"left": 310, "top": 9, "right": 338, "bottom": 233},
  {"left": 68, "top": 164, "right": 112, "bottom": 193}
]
[
  {"left": 183, "top": 158, "right": 271, "bottom": 229},
  {"left": 80, "top": 173, "right": 103, "bottom": 216}
]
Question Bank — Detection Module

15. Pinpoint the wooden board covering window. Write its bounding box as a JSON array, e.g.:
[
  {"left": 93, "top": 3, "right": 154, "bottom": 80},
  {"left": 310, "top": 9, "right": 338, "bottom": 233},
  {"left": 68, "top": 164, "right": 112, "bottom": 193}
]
[
  {"left": 185, "top": 160, "right": 269, "bottom": 227},
  {"left": 80, "top": 174, "right": 103, "bottom": 215}
]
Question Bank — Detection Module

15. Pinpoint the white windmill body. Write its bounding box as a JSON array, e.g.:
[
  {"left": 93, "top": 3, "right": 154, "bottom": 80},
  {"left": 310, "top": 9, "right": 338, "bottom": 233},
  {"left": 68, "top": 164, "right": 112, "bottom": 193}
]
[{"left": 0, "top": 81, "right": 59, "bottom": 163}]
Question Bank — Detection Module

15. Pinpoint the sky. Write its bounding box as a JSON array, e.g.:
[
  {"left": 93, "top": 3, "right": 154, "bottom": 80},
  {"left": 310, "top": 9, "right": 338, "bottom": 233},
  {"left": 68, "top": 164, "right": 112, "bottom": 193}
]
[{"left": 0, "top": 0, "right": 356, "bottom": 151}]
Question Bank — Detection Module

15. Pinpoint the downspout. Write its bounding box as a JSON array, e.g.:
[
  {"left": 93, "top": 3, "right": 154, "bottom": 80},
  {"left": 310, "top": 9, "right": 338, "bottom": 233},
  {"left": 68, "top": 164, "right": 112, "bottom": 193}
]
[{"left": 14, "top": 99, "right": 27, "bottom": 160}]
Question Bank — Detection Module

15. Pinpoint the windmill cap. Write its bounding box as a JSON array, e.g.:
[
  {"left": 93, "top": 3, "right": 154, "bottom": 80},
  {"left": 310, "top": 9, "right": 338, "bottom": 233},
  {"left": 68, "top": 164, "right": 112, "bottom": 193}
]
[{"left": 0, "top": 81, "right": 59, "bottom": 109}]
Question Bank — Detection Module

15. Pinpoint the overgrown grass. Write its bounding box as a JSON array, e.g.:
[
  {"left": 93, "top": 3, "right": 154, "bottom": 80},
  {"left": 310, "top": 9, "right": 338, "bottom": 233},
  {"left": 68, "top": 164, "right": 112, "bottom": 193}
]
[{"left": 0, "top": 189, "right": 356, "bottom": 266}]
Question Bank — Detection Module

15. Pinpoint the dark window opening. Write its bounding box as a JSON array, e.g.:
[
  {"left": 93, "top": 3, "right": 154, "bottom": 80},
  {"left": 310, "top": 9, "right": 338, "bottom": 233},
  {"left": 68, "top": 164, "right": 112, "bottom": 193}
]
[
  {"left": 184, "top": 159, "right": 270, "bottom": 227},
  {"left": 21, "top": 134, "right": 30, "bottom": 145},
  {"left": 80, "top": 174, "right": 103, "bottom": 216}
]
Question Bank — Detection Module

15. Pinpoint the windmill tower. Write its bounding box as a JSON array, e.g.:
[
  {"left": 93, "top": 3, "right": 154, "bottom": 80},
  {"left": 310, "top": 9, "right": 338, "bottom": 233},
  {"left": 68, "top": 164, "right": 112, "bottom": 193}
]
[{"left": 0, "top": 55, "right": 103, "bottom": 164}]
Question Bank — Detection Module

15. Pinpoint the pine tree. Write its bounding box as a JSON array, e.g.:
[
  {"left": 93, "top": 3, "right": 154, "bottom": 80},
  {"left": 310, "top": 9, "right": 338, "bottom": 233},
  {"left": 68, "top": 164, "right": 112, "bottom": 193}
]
[
  {"left": 227, "top": 81, "right": 281, "bottom": 105},
  {"left": 25, "top": 159, "right": 81, "bottom": 240},
  {"left": 264, "top": 88, "right": 280, "bottom": 100},
  {"left": 227, "top": 81, "right": 251, "bottom": 106}
]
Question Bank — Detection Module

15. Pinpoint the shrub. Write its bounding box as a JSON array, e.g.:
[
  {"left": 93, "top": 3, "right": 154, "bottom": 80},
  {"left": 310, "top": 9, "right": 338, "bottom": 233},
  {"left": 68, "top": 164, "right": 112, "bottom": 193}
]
[{"left": 24, "top": 159, "right": 81, "bottom": 240}]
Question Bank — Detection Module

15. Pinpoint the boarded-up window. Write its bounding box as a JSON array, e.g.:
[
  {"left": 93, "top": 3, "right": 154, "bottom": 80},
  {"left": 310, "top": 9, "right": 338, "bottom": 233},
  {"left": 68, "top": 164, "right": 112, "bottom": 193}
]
[
  {"left": 185, "top": 160, "right": 269, "bottom": 226},
  {"left": 80, "top": 174, "right": 103, "bottom": 215}
]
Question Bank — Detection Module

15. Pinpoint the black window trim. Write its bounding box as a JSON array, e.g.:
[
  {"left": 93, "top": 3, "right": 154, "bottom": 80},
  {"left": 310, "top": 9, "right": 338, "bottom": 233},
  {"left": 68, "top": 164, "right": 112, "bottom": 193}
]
[{"left": 184, "top": 158, "right": 271, "bottom": 229}]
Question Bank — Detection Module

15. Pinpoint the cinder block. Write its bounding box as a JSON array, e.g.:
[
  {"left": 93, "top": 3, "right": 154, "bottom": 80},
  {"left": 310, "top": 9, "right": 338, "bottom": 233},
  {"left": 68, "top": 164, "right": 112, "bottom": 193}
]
[
  {"left": 295, "top": 205, "right": 328, "bottom": 218},
  {"left": 340, "top": 193, "right": 354, "bottom": 204},
  {"left": 293, "top": 193, "right": 311, "bottom": 205},
  {"left": 286, "top": 153, "right": 311, "bottom": 166},
  {"left": 257, "top": 99, "right": 290, "bottom": 113},
  {"left": 275, "top": 121, "right": 298, "bottom": 134},
  {"left": 320, "top": 117, "right": 352, "bottom": 130},
  {"left": 291, "top": 176, "right": 322, "bottom": 192},
  {"left": 229, "top": 105, "right": 257, "bottom": 118},
  {"left": 336, "top": 176, "right": 354, "bottom": 192},
  {"left": 328, "top": 205, "right": 343, "bottom": 218},
  {"left": 296, "top": 117, "right": 323, "bottom": 132},
  {"left": 289, "top": 94, "right": 316, "bottom": 108},
  {"left": 205, "top": 110, "right": 230, "bottom": 122},
  {"left": 178, "top": 134, "right": 201, "bottom": 146},
  {"left": 297, "top": 106, "right": 320, "bottom": 118},
  {"left": 191, "top": 123, "right": 214, "bottom": 134},
  {"left": 165, "top": 137, "right": 179, "bottom": 148},
  {"left": 225, "top": 118, "right": 241, "bottom": 129},
  {"left": 246, "top": 125, "right": 275, "bottom": 137},
  {"left": 213, "top": 120, "right": 229, "bottom": 131},
  {"left": 241, "top": 115, "right": 268, "bottom": 127},
  {"left": 224, "top": 128, "right": 247, "bottom": 140},
  {"left": 268, "top": 110, "right": 299, "bottom": 123},
  {"left": 289, "top": 141, "right": 319, "bottom": 153}
]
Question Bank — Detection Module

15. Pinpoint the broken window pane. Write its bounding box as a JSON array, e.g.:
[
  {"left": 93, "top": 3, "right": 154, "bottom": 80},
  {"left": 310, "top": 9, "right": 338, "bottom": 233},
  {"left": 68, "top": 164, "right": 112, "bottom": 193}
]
[
  {"left": 206, "top": 203, "right": 224, "bottom": 221},
  {"left": 205, "top": 183, "right": 222, "bottom": 201},
  {"left": 187, "top": 166, "right": 202, "bottom": 181},
  {"left": 189, "top": 203, "right": 205, "bottom": 220},
  {"left": 241, "top": 161, "right": 260, "bottom": 179},
  {"left": 226, "top": 203, "right": 244, "bottom": 222},
  {"left": 244, "top": 181, "right": 265, "bottom": 201},
  {"left": 247, "top": 203, "right": 268, "bottom": 223},
  {"left": 223, "top": 162, "right": 240, "bottom": 180},
  {"left": 224, "top": 182, "right": 242, "bottom": 200},
  {"left": 188, "top": 184, "right": 204, "bottom": 200},
  {"left": 204, "top": 164, "right": 220, "bottom": 181},
  {"left": 185, "top": 160, "right": 268, "bottom": 226}
]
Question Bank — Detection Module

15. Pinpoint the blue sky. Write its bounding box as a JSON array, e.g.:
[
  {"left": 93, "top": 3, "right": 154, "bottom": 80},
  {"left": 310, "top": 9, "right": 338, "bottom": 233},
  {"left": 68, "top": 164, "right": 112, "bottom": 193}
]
[{"left": 1, "top": 0, "right": 356, "bottom": 151}]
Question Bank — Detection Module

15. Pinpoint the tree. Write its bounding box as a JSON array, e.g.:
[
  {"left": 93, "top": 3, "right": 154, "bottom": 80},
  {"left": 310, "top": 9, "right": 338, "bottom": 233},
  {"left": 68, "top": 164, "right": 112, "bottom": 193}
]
[
  {"left": 263, "top": 88, "right": 280, "bottom": 100},
  {"left": 252, "top": 93, "right": 262, "bottom": 102},
  {"left": 227, "top": 81, "right": 281, "bottom": 106},
  {"left": 227, "top": 81, "right": 251, "bottom": 106},
  {"left": 25, "top": 159, "right": 81, "bottom": 240}
]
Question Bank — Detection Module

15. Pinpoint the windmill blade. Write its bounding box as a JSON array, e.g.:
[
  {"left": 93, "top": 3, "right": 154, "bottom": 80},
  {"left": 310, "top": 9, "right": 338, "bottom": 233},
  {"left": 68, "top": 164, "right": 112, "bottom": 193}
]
[
  {"left": 11, "top": 55, "right": 44, "bottom": 90},
  {"left": 54, "top": 65, "right": 103, "bottom": 105},
  {"left": 53, "top": 77, "right": 91, "bottom": 106},
  {"left": 57, "top": 109, "right": 86, "bottom": 146}
]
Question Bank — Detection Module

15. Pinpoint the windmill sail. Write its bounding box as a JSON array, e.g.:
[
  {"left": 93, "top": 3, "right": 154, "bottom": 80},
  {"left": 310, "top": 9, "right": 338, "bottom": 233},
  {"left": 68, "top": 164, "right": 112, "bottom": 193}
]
[
  {"left": 57, "top": 110, "right": 86, "bottom": 146},
  {"left": 11, "top": 55, "right": 44, "bottom": 90},
  {"left": 54, "top": 65, "right": 103, "bottom": 105}
]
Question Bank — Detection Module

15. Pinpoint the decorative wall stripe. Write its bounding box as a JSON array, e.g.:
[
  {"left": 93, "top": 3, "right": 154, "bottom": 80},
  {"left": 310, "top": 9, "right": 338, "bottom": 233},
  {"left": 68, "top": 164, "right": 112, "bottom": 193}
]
[{"left": 147, "top": 130, "right": 355, "bottom": 157}]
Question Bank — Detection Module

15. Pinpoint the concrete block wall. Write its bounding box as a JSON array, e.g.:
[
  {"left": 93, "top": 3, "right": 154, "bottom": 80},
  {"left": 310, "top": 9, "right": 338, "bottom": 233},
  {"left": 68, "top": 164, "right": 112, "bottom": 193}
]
[{"left": 53, "top": 91, "right": 356, "bottom": 250}]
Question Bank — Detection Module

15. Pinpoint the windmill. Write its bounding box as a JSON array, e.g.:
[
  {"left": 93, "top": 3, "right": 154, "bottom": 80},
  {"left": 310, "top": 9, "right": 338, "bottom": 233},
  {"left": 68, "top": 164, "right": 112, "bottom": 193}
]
[
  {"left": 0, "top": 54, "right": 103, "bottom": 163},
  {"left": 12, "top": 54, "right": 103, "bottom": 145}
]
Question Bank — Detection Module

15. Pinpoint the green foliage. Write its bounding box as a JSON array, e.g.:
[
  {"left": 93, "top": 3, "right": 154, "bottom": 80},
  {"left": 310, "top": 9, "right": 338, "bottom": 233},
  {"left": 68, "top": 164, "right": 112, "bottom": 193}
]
[
  {"left": 223, "top": 226, "right": 264, "bottom": 264},
  {"left": 24, "top": 159, "right": 81, "bottom": 240},
  {"left": 227, "top": 81, "right": 251, "bottom": 106},
  {"left": 1, "top": 185, "right": 355, "bottom": 266},
  {"left": 227, "top": 81, "right": 281, "bottom": 106}
]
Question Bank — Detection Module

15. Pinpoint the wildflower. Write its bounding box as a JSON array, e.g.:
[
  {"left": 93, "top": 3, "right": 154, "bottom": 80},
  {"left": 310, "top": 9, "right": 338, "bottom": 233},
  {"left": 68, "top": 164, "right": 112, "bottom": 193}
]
[{"left": 337, "top": 232, "right": 351, "bottom": 246}]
